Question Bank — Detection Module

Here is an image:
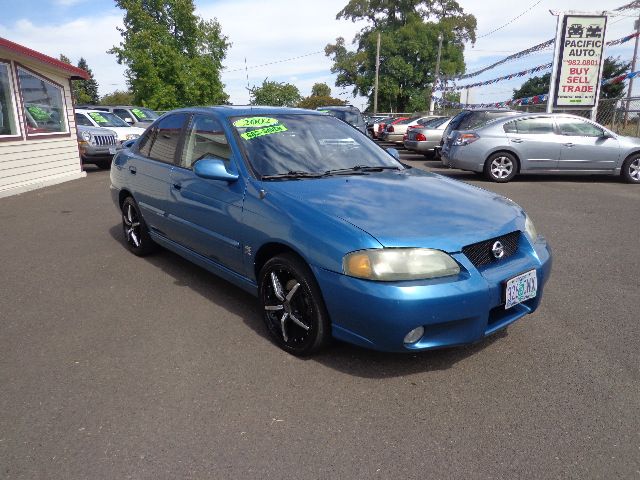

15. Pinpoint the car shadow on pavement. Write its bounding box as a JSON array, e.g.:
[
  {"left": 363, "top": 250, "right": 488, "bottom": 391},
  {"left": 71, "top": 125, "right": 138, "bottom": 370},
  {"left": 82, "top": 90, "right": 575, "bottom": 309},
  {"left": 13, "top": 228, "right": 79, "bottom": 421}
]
[{"left": 109, "top": 224, "right": 509, "bottom": 378}]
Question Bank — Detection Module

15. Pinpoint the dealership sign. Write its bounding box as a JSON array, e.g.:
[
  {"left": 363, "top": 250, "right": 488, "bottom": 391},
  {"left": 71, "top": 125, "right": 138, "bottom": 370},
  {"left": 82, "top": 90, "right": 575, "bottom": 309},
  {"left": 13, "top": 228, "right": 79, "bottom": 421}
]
[{"left": 553, "top": 15, "right": 607, "bottom": 108}]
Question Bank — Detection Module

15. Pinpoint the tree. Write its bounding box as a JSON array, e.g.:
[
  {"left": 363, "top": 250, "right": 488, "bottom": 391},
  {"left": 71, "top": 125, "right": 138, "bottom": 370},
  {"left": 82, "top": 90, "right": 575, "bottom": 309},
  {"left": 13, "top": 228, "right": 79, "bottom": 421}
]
[
  {"left": 297, "top": 82, "right": 346, "bottom": 109},
  {"left": 60, "top": 55, "right": 100, "bottom": 104},
  {"left": 512, "top": 57, "right": 631, "bottom": 100},
  {"left": 76, "top": 58, "right": 100, "bottom": 105},
  {"left": 600, "top": 56, "right": 630, "bottom": 99},
  {"left": 311, "top": 82, "right": 332, "bottom": 97},
  {"left": 100, "top": 90, "right": 135, "bottom": 105},
  {"left": 512, "top": 73, "right": 551, "bottom": 100},
  {"left": 297, "top": 95, "right": 346, "bottom": 110},
  {"left": 109, "top": 0, "right": 229, "bottom": 110},
  {"left": 325, "top": 0, "right": 476, "bottom": 112},
  {"left": 249, "top": 79, "right": 301, "bottom": 107}
]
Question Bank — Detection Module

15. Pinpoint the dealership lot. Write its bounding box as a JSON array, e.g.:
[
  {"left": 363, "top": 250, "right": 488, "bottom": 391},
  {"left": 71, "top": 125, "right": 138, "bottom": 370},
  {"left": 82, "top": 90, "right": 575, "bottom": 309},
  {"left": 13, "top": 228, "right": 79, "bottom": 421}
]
[{"left": 0, "top": 150, "right": 639, "bottom": 478}]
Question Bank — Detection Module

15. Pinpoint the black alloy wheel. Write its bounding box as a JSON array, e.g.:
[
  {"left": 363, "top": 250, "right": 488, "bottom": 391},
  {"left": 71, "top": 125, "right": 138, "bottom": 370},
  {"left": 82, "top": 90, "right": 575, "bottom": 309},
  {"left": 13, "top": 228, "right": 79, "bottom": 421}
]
[
  {"left": 121, "top": 197, "right": 156, "bottom": 256},
  {"left": 259, "top": 254, "right": 330, "bottom": 356}
]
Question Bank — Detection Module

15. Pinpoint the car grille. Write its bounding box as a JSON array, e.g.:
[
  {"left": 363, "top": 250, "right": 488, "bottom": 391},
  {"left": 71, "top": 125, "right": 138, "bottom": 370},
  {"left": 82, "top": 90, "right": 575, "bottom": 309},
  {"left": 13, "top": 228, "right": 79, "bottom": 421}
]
[
  {"left": 462, "top": 231, "right": 521, "bottom": 268},
  {"left": 93, "top": 135, "right": 117, "bottom": 146}
]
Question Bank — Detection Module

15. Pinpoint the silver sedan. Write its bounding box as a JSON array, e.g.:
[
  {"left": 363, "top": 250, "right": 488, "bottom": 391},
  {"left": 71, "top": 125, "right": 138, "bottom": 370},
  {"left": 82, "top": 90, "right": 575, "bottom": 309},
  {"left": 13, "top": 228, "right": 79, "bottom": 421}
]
[
  {"left": 441, "top": 113, "right": 640, "bottom": 183},
  {"left": 404, "top": 117, "right": 451, "bottom": 157}
]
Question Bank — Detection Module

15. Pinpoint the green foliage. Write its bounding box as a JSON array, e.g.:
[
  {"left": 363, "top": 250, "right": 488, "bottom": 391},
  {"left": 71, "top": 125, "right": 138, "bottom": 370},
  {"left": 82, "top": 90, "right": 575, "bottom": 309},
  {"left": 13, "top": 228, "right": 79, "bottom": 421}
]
[
  {"left": 59, "top": 54, "right": 99, "bottom": 105},
  {"left": 326, "top": 0, "right": 476, "bottom": 112},
  {"left": 297, "top": 95, "right": 346, "bottom": 110},
  {"left": 76, "top": 58, "right": 100, "bottom": 104},
  {"left": 512, "top": 57, "right": 632, "bottom": 100},
  {"left": 512, "top": 73, "right": 551, "bottom": 100},
  {"left": 109, "top": 0, "right": 229, "bottom": 110},
  {"left": 600, "top": 56, "right": 631, "bottom": 99},
  {"left": 100, "top": 90, "right": 135, "bottom": 105},
  {"left": 249, "top": 80, "right": 301, "bottom": 107},
  {"left": 311, "top": 82, "right": 332, "bottom": 97}
]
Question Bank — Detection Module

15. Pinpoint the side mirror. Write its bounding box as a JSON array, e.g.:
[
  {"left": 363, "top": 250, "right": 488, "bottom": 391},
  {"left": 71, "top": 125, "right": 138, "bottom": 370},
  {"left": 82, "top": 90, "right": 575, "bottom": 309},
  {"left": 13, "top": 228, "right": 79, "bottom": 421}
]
[
  {"left": 386, "top": 147, "right": 400, "bottom": 160},
  {"left": 602, "top": 130, "right": 614, "bottom": 139},
  {"left": 193, "top": 157, "right": 239, "bottom": 182},
  {"left": 124, "top": 118, "right": 134, "bottom": 124}
]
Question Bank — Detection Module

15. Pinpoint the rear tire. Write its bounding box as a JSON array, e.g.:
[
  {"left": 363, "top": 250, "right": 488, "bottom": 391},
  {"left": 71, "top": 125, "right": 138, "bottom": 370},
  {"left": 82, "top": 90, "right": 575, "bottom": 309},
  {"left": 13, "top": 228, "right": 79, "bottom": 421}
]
[
  {"left": 621, "top": 155, "right": 640, "bottom": 184},
  {"left": 484, "top": 152, "right": 518, "bottom": 183},
  {"left": 121, "top": 197, "right": 156, "bottom": 256}
]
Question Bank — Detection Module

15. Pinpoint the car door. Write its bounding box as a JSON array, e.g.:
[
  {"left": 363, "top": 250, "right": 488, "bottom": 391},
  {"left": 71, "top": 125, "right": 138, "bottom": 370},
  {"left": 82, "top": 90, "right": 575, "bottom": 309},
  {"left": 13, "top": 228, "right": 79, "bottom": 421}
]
[
  {"left": 556, "top": 117, "right": 620, "bottom": 171},
  {"left": 503, "top": 117, "right": 563, "bottom": 170},
  {"left": 126, "top": 113, "right": 189, "bottom": 237},
  {"left": 166, "top": 113, "right": 245, "bottom": 273}
]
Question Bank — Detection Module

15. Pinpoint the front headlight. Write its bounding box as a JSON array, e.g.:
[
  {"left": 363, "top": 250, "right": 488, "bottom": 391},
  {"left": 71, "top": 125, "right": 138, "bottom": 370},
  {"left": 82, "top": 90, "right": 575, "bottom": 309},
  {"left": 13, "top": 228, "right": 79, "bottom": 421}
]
[
  {"left": 125, "top": 134, "right": 140, "bottom": 140},
  {"left": 525, "top": 215, "right": 538, "bottom": 241},
  {"left": 81, "top": 131, "right": 91, "bottom": 142},
  {"left": 343, "top": 248, "right": 460, "bottom": 281}
]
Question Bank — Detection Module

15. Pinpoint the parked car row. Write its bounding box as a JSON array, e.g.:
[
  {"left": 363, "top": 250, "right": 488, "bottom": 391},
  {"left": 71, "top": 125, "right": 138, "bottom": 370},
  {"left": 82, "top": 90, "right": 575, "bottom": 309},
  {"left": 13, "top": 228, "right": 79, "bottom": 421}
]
[
  {"left": 369, "top": 107, "right": 639, "bottom": 184},
  {"left": 440, "top": 110, "right": 640, "bottom": 184},
  {"left": 74, "top": 104, "right": 158, "bottom": 169}
]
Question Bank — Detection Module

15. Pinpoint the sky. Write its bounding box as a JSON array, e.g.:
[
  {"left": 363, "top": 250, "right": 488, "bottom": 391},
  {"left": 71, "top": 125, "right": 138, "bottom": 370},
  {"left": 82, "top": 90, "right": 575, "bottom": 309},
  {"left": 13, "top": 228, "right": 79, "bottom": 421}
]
[{"left": 0, "top": 0, "right": 635, "bottom": 110}]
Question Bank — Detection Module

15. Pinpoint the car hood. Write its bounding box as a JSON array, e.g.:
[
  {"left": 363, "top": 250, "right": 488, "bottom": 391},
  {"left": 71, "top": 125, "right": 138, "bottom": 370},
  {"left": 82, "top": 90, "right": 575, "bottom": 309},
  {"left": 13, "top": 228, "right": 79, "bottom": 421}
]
[
  {"left": 617, "top": 134, "right": 640, "bottom": 147},
  {"left": 264, "top": 169, "right": 525, "bottom": 252},
  {"left": 108, "top": 126, "right": 146, "bottom": 140}
]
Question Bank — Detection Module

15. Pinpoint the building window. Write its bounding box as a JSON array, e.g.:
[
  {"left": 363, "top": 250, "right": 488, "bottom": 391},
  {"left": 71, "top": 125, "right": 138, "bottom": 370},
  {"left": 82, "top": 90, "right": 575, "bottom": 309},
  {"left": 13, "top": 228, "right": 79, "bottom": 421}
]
[
  {"left": 0, "top": 62, "right": 20, "bottom": 137},
  {"left": 17, "top": 66, "right": 67, "bottom": 136}
]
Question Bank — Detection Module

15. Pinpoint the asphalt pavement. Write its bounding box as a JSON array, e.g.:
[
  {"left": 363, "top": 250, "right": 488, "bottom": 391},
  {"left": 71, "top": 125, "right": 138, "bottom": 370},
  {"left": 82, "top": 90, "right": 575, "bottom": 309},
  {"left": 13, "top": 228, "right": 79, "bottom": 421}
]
[{"left": 0, "top": 148, "right": 639, "bottom": 479}]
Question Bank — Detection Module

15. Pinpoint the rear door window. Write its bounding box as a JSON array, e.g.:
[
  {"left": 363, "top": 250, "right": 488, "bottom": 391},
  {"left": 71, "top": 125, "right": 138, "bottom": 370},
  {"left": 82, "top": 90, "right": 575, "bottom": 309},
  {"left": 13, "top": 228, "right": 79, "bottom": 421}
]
[
  {"left": 138, "top": 113, "right": 188, "bottom": 164},
  {"left": 506, "top": 117, "right": 555, "bottom": 134}
]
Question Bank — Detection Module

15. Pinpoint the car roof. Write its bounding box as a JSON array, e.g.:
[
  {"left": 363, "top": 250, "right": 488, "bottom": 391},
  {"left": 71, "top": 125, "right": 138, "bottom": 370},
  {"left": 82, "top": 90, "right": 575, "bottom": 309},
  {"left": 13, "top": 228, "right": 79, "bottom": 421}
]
[
  {"left": 316, "top": 105, "right": 360, "bottom": 112},
  {"left": 164, "top": 105, "right": 326, "bottom": 119}
]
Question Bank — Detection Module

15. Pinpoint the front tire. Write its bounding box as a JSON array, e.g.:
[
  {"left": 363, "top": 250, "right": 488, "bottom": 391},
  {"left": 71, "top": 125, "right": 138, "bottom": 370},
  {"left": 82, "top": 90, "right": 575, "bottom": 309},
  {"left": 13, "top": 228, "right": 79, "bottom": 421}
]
[
  {"left": 484, "top": 152, "right": 518, "bottom": 183},
  {"left": 258, "top": 254, "right": 331, "bottom": 356},
  {"left": 121, "top": 197, "right": 156, "bottom": 256},
  {"left": 621, "top": 155, "right": 640, "bottom": 184}
]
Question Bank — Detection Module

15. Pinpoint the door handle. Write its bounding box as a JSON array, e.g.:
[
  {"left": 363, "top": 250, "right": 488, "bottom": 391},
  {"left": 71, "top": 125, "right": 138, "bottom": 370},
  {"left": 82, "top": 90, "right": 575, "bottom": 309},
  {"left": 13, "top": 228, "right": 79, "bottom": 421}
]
[
  {"left": 564, "top": 142, "right": 575, "bottom": 147},
  {"left": 128, "top": 166, "right": 136, "bottom": 175},
  {"left": 172, "top": 183, "right": 182, "bottom": 191},
  {"left": 510, "top": 138, "right": 524, "bottom": 143}
]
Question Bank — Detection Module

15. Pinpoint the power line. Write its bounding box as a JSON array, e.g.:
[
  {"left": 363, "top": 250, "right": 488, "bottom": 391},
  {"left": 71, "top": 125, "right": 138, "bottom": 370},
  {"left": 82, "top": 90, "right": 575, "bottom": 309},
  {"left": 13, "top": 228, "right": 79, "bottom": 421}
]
[
  {"left": 223, "top": 51, "right": 324, "bottom": 73},
  {"left": 476, "top": 0, "right": 543, "bottom": 39}
]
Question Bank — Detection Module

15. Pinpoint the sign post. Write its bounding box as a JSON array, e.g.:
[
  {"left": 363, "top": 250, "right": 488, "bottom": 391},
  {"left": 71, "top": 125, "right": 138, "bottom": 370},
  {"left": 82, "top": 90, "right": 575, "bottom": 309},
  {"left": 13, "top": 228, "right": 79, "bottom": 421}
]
[{"left": 549, "top": 12, "right": 608, "bottom": 119}]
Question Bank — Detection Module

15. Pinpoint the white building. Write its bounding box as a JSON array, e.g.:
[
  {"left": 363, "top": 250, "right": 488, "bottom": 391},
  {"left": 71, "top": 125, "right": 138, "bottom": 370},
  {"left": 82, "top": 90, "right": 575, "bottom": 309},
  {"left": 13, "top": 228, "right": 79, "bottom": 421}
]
[{"left": 0, "top": 37, "right": 88, "bottom": 198}]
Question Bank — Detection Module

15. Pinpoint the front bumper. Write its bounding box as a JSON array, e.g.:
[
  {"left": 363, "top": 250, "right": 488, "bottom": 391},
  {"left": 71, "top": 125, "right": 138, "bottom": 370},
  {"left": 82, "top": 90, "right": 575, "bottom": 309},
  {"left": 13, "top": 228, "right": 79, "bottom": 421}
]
[{"left": 311, "top": 236, "right": 552, "bottom": 353}]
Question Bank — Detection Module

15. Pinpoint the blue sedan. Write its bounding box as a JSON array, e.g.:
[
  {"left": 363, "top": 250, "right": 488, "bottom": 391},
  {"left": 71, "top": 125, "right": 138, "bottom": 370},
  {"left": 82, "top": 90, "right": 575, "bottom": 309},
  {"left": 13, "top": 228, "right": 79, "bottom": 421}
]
[{"left": 110, "top": 106, "right": 552, "bottom": 355}]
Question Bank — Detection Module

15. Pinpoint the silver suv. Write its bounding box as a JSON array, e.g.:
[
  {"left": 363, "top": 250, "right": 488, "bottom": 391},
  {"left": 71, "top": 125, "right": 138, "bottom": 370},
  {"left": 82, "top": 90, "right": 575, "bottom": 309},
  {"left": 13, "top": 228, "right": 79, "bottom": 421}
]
[{"left": 76, "top": 124, "right": 119, "bottom": 169}]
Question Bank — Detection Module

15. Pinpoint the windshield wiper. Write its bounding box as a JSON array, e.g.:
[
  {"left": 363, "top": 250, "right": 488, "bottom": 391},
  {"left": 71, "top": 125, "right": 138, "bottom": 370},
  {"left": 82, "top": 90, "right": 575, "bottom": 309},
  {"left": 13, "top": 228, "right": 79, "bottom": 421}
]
[
  {"left": 261, "top": 170, "right": 324, "bottom": 180},
  {"left": 324, "top": 165, "right": 402, "bottom": 176}
]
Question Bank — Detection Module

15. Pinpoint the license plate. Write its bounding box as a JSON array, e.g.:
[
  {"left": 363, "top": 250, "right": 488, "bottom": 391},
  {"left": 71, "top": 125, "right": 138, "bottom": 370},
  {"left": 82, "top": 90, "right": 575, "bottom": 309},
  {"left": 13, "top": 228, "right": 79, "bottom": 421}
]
[
  {"left": 505, "top": 269, "right": 537, "bottom": 309},
  {"left": 109, "top": 146, "right": 117, "bottom": 154}
]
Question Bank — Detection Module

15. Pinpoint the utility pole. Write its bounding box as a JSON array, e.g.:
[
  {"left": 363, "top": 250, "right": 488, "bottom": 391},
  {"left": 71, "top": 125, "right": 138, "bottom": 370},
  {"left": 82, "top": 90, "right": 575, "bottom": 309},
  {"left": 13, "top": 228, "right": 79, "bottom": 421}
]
[
  {"left": 624, "top": 14, "right": 640, "bottom": 125},
  {"left": 374, "top": 32, "right": 381, "bottom": 114},
  {"left": 429, "top": 33, "right": 443, "bottom": 115}
]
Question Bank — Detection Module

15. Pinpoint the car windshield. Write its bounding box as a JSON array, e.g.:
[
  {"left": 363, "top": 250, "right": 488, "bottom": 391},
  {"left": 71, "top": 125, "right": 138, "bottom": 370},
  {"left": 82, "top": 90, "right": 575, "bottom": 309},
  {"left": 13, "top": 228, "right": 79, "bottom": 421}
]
[
  {"left": 87, "top": 111, "right": 129, "bottom": 127},
  {"left": 130, "top": 107, "right": 159, "bottom": 121},
  {"left": 319, "top": 109, "right": 360, "bottom": 126},
  {"left": 232, "top": 114, "right": 402, "bottom": 177}
]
